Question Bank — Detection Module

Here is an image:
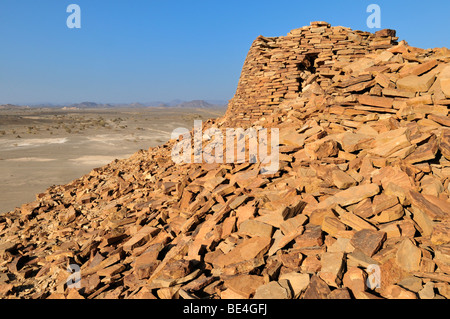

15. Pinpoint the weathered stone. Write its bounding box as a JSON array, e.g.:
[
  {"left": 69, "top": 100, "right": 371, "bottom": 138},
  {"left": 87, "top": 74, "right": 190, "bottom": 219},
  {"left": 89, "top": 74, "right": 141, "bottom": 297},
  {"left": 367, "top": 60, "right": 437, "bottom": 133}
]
[
  {"left": 316, "top": 184, "right": 380, "bottom": 209},
  {"left": 278, "top": 272, "right": 310, "bottom": 298},
  {"left": 303, "top": 275, "right": 331, "bottom": 299},
  {"left": 398, "top": 276, "right": 423, "bottom": 293},
  {"left": 439, "top": 65, "right": 450, "bottom": 98},
  {"left": 431, "top": 222, "right": 450, "bottom": 245},
  {"left": 396, "top": 239, "right": 422, "bottom": 272},
  {"left": 319, "top": 252, "right": 345, "bottom": 287},
  {"left": 343, "top": 267, "right": 368, "bottom": 297},
  {"left": 369, "top": 129, "right": 411, "bottom": 158},
  {"left": 371, "top": 204, "right": 404, "bottom": 224},
  {"left": 2, "top": 22, "right": 450, "bottom": 301},
  {"left": 358, "top": 95, "right": 394, "bottom": 108},
  {"left": 418, "top": 281, "right": 435, "bottom": 299},
  {"left": 332, "top": 169, "right": 357, "bottom": 190},
  {"left": 305, "top": 139, "right": 339, "bottom": 160},
  {"left": 253, "top": 281, "right": 291, "bottom": 299},
  {"left": 213, "top": 237, "right": 272, "bottom": 268},
  {"left": 223, "top": 274, "right": 265, "bottom": 298},
  {"left": 382, "top": 285, "right": 417, "bottom": 299},
  {"left": 123, "top": 225, "right": 160, "bottom": 252},
  {"left": 238, "top": 219, "right": 273, "bottom": 238},
  {"left": 294, "top": 225, "right": 324, "bottom": 248},
  {"left": 408, "top": 190, "right": 447, "bottom": 220},
  {"left": 327, "top": 288, "right": 352, "bottom": 299},
  {"left": 396, "top": 73, "right": 436, "bottom": 93},
  {"left": 372, "top": 194, "right": 398, "bottom": 215},
  {"left": 350, "top": 229, "right": 386, "bottom": 257},
  {"left": 439, "top": 130, "right": 450, "bottom": 160},
  {"left": 268, "top": 227, "right": 304, "bottom": 256},
  {"left": 327, "top": 237, "right": 355, "bottom": 253},
  {"left": 339, "top": 132, "right": 374, "bottom": 153},
  {"left": 321, "top": 216, "right": 347, "bottom": 237},
  {"left": 404, "top": 137, "right": 439, "bottom": 164}
]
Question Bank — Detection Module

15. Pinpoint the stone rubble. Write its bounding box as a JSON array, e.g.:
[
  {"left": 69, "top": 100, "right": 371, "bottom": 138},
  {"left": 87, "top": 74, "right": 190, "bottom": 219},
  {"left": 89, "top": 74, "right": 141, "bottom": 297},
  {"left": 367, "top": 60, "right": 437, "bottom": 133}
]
[{"left": 0, "top": 22, "right": 449, "bottom": 299}]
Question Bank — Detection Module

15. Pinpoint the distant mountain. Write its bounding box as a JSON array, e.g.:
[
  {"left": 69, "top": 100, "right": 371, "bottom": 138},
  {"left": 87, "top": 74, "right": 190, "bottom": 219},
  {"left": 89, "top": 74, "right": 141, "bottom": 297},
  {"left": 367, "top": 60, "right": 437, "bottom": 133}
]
[
  {"left": 172, "top": 100, "right": 225, "bottom": 108},
  {"left": 5, "top": 99, "right": 228, "bottom": 109},
  {"left": 143, "top": 99, "right": 227, "bottom": 108},
  {"left": 69, "top": 102, "right": 115, "bottom": 109},
  {"left": 0, "top": 104, "right": 29, "bottom": 109}
]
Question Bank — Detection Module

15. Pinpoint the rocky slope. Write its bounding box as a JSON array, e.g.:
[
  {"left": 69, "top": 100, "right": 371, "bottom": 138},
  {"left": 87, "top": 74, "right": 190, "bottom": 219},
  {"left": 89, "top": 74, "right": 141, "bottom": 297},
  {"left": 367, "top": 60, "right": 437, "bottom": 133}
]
[{"left": 0, "top": 22, "right": 449, "bottom": 299}]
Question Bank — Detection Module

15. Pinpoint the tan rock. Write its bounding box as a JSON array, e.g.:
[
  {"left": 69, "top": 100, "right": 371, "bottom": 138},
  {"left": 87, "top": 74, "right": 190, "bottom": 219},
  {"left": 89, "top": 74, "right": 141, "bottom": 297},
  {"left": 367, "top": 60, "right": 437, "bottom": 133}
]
[
  {"left": 279, "top": 214, "right": 308, "bottom": 235},
  {"left": 327, "top": 237, "right": 355, "bottom": 253},
  {"left": 213, "top": 237, "right": 271, "bottom": 268},
  {"left": 339, "top": 132, "right": 374, "bottom": 153},
  {"left": 408, "top": 190, "right": 447, "bottom": 220},
  {"left": 223, "top": 274, "right": 265, "bottom": 298},
  {"left": 327, "top": 288, "right": 352, "bottom": 299},
  {"left": 369, "top": 130, "right": 411, "bottom": 158},
  {"left": 396, "top": 73, "right": 436, "bottom": 93},
  {"left": 268, "top": 227, "right": 304, "bottom": 256},
  {"left": 396, "top": 239, "right": 422, "bottom": 272},
  {"left": 294, "top": 225, "right": 324, "bottom": 248},
  {"left": 338, "top": 209, "right": 378, "bottom": 231},
  {"left": 358, "top": 95, "right": 394, "bottom": 108},
  {"left": 382, "top": 285, "right": 417, "bottom": 299},
  {"left": 439, "top": 130, "right": 450, "bottom": 160},
  {"left": 253, "top": 281, "right": 291, "bottom": 299},
  {"left": 303, "top": 275, "right": 331, "bottom": 299},
  {"left": 133, "top": 244, "right": 164, "bottom": 279},
  {"left": 305, "top": 139, "right": 339, "bottom": 160},
  {"left": 439, "top": 64, "right": 450, "bottom": 98},
  {"left": 398, "top": 276, "right": 423, "bottom": 293},
  {"left": 278, "top": 272, "right": 310, "bottom": 298},
  {"left": 372, "top": 194, "right": 398, "bottom": 215},
  {"left": 418, "top": 281, "right": 435, "bottom": 299},
  {"left": 123, "top": 225, "right": 160, "bottom": 252},
  {"left": 280, "top": 128, "right": 305, "bottom": 147},
  {"left": 409, "top": 59, "right": 438, "bottom": 76},
  {"left": 404, "top": 136, "right": 439, "bottom": 164},
  {"left": 431, "top": 222, "right": 450, "bottom": 245},
  {"left": 371, "top": 204, "right": 404, "bottom": 224},
  {"left": 321, "top": 216, "right": 347, "bottom": 237},
  {"left": 331, "top": 169, "right": 357, "bottom": 190},
  {"left": 343, "top": 267, "right": 368, "bottom": 297},
  {"left": 238, "top": 219, "right": 273, "bottom": 238},
  {"left": 319, "top": 252, "right": 345, "bottom": 287},
  {"left": 316, "top": 184, "right": 380, "bottom": 209},
  {"left": 350, "top": 229, "right": 386, "bottom": 257}
]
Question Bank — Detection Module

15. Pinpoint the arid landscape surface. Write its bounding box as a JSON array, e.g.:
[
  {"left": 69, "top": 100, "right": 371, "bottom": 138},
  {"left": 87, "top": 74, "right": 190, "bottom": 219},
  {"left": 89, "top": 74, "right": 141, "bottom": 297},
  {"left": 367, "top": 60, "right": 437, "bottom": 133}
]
[{"left": 0, "top": 107, "right": 226, "bottom": 213}]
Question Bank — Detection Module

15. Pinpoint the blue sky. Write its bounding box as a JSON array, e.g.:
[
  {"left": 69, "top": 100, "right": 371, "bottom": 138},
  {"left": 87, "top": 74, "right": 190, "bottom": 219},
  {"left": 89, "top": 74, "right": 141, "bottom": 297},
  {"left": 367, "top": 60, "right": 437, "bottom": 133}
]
[{"left": 0, "top": 0, "right": 449, "bottom": 105}]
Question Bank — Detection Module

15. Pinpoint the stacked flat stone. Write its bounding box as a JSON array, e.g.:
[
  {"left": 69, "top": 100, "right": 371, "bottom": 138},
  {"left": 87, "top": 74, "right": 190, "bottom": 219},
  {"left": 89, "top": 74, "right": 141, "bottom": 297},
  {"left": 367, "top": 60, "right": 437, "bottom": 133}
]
[{"left": 227, "top": 22, "right": 398, "bottom": 125}]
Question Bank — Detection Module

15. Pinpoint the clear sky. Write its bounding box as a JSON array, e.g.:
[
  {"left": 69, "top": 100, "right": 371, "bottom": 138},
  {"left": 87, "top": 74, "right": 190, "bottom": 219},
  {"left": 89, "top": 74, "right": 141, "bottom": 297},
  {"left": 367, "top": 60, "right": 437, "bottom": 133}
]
[{"left": 1, "top": 0, "right": 449, "bottom": 105}]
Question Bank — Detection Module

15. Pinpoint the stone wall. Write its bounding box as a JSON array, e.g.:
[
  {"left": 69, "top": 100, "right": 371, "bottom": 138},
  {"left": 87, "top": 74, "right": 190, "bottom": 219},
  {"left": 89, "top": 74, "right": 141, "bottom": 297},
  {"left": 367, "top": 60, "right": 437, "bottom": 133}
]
[{"left": 227, "top": 21, "right": 398, "bottom": 125}]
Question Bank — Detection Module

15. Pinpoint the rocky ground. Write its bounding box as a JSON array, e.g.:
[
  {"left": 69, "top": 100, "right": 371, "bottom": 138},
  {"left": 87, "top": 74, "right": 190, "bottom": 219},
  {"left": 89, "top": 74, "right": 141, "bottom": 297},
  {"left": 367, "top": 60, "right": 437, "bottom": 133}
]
[{"left": 0, "top": 23, "right": 449, "bottom": 299}]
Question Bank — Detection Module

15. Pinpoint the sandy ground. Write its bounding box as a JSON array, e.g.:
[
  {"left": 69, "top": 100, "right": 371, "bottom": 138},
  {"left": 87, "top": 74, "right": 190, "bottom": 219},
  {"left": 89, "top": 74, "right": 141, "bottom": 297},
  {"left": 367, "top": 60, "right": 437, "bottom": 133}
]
[{"left": 0, "top": 107, "right": 226, "bottom": 214}]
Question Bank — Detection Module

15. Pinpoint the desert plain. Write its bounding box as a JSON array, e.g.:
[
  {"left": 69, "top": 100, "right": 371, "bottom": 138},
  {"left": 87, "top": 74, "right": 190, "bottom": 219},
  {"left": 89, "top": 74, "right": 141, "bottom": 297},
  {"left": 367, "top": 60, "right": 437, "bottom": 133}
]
[{"left": 0, "top": 106, "right": 226, "bottom": 214}]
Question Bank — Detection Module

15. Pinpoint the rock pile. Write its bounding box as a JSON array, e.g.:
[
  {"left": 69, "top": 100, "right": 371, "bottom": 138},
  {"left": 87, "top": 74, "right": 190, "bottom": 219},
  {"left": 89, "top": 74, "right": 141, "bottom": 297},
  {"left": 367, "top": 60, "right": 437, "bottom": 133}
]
[
  {"left": 0, "top": 22, "right": 450, "bottom": 299},
  {"left": 226, "top": 21, "right": 398, "bottom": 126}
]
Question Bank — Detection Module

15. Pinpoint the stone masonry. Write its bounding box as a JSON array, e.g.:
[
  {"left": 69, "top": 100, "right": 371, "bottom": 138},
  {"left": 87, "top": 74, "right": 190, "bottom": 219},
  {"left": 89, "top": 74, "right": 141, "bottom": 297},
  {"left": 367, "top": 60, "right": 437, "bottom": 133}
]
[{"left": 227, "top": 21, "right": 398, "bottom": 125}]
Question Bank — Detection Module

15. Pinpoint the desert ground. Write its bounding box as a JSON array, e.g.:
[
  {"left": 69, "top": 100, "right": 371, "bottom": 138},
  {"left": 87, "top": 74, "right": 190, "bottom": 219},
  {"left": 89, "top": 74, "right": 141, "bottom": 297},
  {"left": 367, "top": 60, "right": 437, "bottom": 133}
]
[{"left": 0, "top": 107, "right": 226, "bottom": 214}]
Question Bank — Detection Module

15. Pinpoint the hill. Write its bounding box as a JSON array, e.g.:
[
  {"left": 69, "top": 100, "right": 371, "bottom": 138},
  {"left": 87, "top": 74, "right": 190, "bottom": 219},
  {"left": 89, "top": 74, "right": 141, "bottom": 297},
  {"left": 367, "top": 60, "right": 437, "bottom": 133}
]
[{"left": 0, "top": 22, "right": 449, "bottom": 300}]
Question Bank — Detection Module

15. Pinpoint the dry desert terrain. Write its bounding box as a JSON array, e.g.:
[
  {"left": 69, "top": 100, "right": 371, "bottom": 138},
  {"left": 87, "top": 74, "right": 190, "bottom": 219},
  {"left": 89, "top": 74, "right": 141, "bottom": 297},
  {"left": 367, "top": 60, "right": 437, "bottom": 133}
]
[{"left": 0, "top": 107, "right": 225, "bottom": 214}]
